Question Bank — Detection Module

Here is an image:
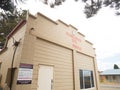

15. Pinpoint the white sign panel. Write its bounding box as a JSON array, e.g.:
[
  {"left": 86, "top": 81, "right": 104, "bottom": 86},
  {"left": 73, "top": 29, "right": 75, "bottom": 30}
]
[{"left": 17, "top": 63, "right": 33, "bottom": 84}]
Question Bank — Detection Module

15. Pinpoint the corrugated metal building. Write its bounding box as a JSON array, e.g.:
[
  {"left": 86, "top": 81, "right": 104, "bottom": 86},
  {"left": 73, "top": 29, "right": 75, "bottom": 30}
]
[{"left": 0, "top": 13, "right": 99, "bottom": 90}]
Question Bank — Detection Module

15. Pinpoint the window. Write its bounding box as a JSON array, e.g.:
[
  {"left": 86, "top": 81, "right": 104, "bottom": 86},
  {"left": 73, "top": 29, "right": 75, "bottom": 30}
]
[{"left": 79, "top": 70, "right": 94, "bottom": 89}]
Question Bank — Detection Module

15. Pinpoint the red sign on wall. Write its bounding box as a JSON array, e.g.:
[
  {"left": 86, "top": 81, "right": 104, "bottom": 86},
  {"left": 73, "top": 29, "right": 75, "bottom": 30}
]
[{"left": 66, "top": 32, "right": 81, "bottom": 50}]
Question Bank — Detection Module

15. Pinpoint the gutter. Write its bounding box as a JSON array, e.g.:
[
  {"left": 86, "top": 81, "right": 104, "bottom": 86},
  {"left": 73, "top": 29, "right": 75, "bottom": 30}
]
[{"left": 0, "top": 20, "right": 26, "bottom": 54}]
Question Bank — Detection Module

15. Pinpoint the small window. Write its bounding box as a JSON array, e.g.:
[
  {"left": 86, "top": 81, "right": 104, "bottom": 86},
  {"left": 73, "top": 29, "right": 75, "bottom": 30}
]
[{"left": 79, "top": 70, "right": 94, "bottom": 89}]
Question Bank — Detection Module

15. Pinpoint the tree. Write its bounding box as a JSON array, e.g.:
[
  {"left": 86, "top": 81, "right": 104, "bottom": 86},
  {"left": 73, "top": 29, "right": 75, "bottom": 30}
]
[
  {"left": 82, "top": 0, "right": 102, "bottom": 18},
  {"left": 114, "top": 64, "right": 119, "bottom": 69},
  {"left": 103, "top": 0, "right": 120, "bottom": 15},
  {"left": 0, "top": 0, "right": 27, "bottom": 49},
  {"left": 15, "top": 0, "right": 102, "bottom": 18},
  {"left": 15, "top": 0, "right": 120, "bottom": 18},
  {"left": 0, "top": 0, "right": 14, "bottom": 12}
]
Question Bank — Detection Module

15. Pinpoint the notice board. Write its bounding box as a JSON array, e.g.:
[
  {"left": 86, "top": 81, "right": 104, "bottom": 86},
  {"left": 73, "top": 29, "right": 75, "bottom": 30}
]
[{"left": 17, "top": 63, "right": 33, "bottom": 84}]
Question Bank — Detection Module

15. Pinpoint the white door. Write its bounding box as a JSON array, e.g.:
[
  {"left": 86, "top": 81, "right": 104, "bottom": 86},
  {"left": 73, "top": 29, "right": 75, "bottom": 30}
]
[{"left": 37, "top": 65, "right": 53, "bottom": 90}]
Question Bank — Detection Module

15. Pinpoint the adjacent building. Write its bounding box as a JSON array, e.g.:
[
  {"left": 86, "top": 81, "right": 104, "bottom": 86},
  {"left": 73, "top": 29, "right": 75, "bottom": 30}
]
[
  {"left": 0, "top": 13, "right": 99, "bottom": 90},
  {"left": 100, "top": 69, "right": 120, "bottom": 84}
]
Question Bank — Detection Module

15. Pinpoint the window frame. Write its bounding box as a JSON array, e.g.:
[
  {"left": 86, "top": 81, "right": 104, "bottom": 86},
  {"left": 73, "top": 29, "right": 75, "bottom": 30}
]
[{"left": 79, "top": 69, "right": 94, "bottom": 89}]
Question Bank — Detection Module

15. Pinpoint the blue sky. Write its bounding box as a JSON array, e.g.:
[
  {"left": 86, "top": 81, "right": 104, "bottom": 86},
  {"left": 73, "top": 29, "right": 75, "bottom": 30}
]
[
  {"left": 16, "top": 0, "right": 120, "bottom": 71},
  {"left": 98, "top": 54, "right": 120, "bottom": 71}
]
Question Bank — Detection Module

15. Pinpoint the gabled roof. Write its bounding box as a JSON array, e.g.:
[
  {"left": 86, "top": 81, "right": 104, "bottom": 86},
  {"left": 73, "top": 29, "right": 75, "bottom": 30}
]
[{"left": 100, "top": 69, "right": 120, "bottom": 75}]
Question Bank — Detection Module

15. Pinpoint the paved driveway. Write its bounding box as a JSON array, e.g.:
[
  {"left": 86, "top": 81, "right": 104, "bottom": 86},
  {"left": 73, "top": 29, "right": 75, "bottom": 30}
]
[{"left": 100, "top": 84, "right": 120, "bottom": 90}]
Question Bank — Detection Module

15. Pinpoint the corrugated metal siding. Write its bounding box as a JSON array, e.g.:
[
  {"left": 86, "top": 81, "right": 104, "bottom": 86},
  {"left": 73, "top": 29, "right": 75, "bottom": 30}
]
[
  {"left": 76, "top": 52, "right": 94, "bottom": 70},
  {"left": 32, "top": 38, "right": 73, "bottom": 90},
  {"left": 76, "top": 52, "right": 96, "bottom": 90}
]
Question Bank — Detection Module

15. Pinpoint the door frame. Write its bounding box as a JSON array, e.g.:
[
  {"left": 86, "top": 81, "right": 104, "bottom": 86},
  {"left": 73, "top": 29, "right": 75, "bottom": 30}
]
[{"left": 37, "top": 64, "right": 54, "bottom": 90}]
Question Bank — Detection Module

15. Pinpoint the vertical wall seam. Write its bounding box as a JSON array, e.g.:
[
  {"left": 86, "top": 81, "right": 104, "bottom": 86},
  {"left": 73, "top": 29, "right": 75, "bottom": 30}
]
[{"left": 72, "top": 50, "right": 76, "bottom": 90}]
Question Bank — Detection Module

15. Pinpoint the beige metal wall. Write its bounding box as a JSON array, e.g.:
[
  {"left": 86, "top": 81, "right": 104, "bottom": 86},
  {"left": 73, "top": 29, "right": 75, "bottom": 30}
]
[
  {"left": 75, "top": 52, "right": 96, "bottom": 90},
  {"left": 32, "top": 38, "right": 73, "bottom": 90},
  {"left": 29, "top": 13, "right": 95, "bottom": 57}
]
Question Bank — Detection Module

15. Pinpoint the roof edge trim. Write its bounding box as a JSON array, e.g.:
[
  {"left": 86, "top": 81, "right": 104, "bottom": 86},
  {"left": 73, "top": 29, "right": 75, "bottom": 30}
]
[
  {"left": 0, "top": 20, "right": 26, "bottom": 54},
  {"left": 69, "top": 24, "right": 78, "bottom": 31},
  {"left": 57, "top": 20, "right": 69, "bottom": 26},
  {"left": 7, "top": 20, "right": 26, "bottom": 39}
]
